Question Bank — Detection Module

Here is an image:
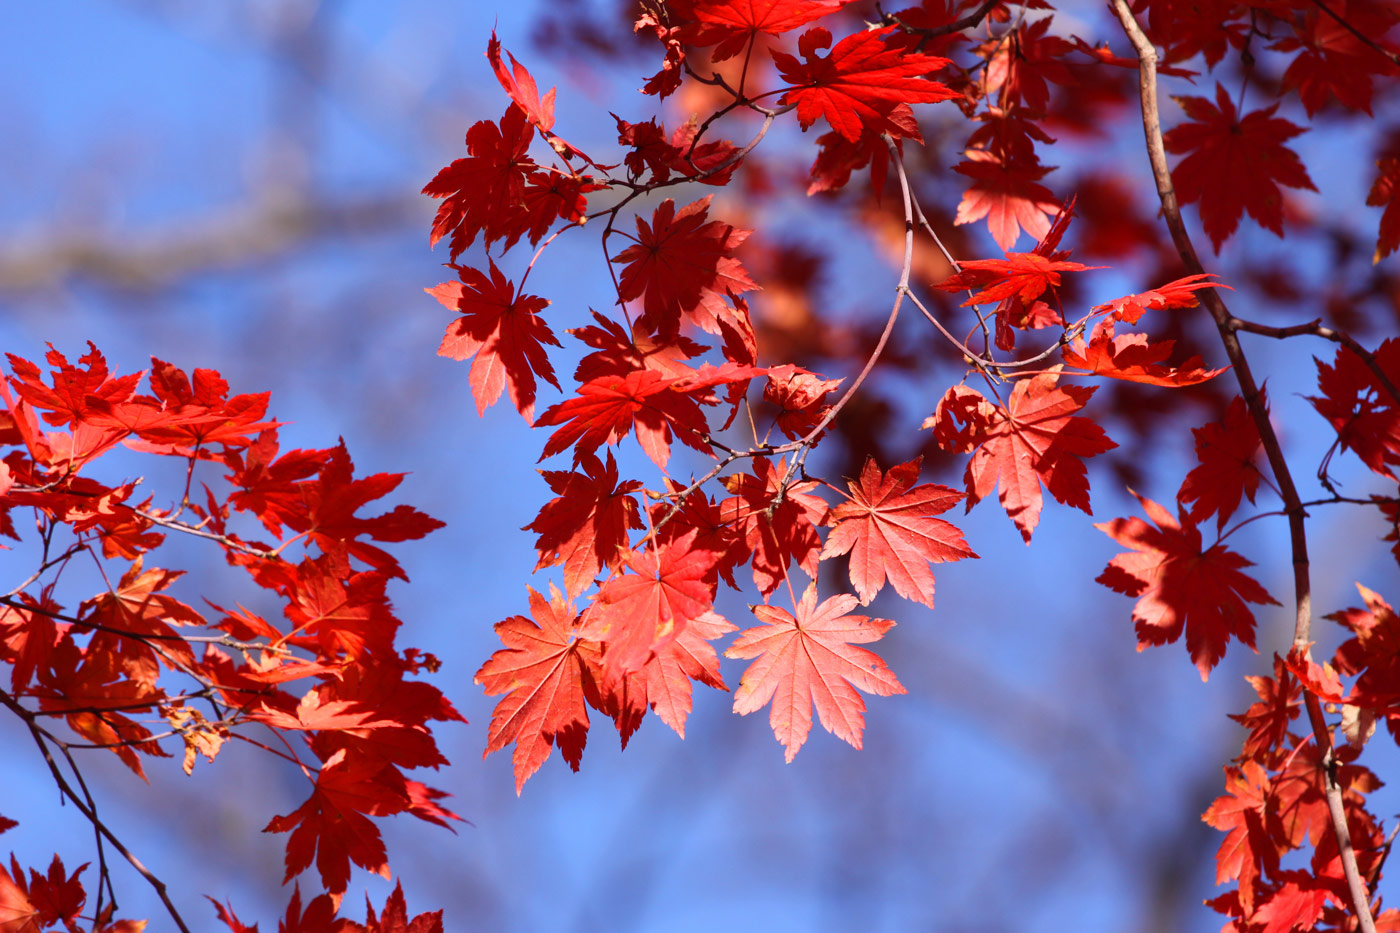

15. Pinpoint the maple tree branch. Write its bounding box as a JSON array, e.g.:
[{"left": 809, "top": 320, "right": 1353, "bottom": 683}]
[
  {"left": 0, "top": 689, "right": 192, "bottom": 933},
  {"left": 1110, "top": 2, "right": 1378, "bottom": 929},
  {"left": 880, "top": 0, "right": 1002, "bottom": 49},
  {"left": 1227, "top": 316, "right": 1400, "bottom": 407}
]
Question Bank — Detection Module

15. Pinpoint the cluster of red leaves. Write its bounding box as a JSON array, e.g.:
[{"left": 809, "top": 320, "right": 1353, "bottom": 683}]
[
  {"left": 0, "top": 344, "right": 459, "bottom": 927},
  {"left": 1196, "top": 582, "right": 1400, "bottom": 931}
]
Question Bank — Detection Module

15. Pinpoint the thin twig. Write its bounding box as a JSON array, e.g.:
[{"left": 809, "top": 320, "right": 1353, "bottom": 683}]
[{"left": 1228, "top": 316, "right": 1400, "bottom": 406}]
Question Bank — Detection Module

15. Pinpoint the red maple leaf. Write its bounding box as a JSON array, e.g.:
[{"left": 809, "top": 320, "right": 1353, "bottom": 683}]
[
  {"left": 486, "top": 32, "right": 590, "bottom": 163},
  {"left": 421, "top": 105, "right": 534, "bottom": 261},
  {"left": 614, "top": 116, "right": 741, "bottom": 187},
  {"left": 535, "top": 369, "right": 712, "bottom": 469},
  {"left": 1176, "top": 395, "right": 1264, "bottom": 529},
  {"left": 611, "top": 197, "right": 757, "bottom": 338},
  {"left": 581, "top": 530, "right": 718, "bottom": 679},
  {"left": 1306, "top": 338, "right": 1400, "bottom": 479},
  {"left": 820, "top": 457, "right": 976, "bottom": 607},
  {"left": 726, "top": 585, "right": 905, "bottom": 762},
  {"left": 926, "top": 373, "right": 1115, "bottom": 543},
  {"left": 1092, "top": 273, "right": 1224, "bottom": 325},
  {"left": 720, "top": 456, "right": 830, "bottom": 597},
  {"left": 771, "top": 26, "right": 957, "bottom": 143},
  {"left": 953, "top": 148, "right": 1062, "bottom": 252},
  {"left": 569, "top": 309, "right": 709, "bottom": 384},
  {"left": 1163, "top": 83, "right": 1316, "bottom": 251},
  {"left": 635, "top": 610, "right": 736, "bottom": 738},
  {"left": 358, "top": 881, "right": 444, "bottom": 933},
  {"left": 671, "top": 0, "right": 858, "bottom": 60},
  {"left": 475, "top": 585, "right": 598, "bottom": 793},
  {"left": 263, "top": 749, "right": 405, "bottom": 898},
  {"left": 936, "top": 252, "right": 1097, "bottom": 307},
  {"left": 426, "top": 260, "right": 562, "bottom": 423},
  {"left": 762, "top": 364, "right": 842, "bottom": 440},
  {"left": 1096, "top": 492, "right": 1279, "bottom": 680},
  {"left": 1329, "top": 583, "right": 1400, "bottom": 716},
  {"left": 1061, "top": 319, "right": 1224, "bottom": 387},
  {"left": 1368, "top": 156, "right": 1400, "bottom": 262},
  {"left": 1202, "top": 760, "right": 1286, "bottom": 915},
  {"left": 1230, "top": 654, "right": 1302, "bottom": 762},
  {"left": 526, "top": 451, "right": 644, "bottom": 598}
]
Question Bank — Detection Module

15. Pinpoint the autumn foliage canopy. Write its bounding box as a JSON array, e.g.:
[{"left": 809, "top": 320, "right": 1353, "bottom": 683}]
[{"left": 3, "top": 0, "right": 1400, "bottom": 930}]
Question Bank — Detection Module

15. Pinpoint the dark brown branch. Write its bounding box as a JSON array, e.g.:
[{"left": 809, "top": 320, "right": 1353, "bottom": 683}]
[
  {"left": 0, "top": 689, "right": 191, "bottom": 933},
  {"left": 880, "top": 0, "right": 1003, "bottom": 45},
  {"left": 1228, "top": 316, "right": 1400, "bottom": 407},
  {"left": 1108, "top": 2, "right": 1377, "bottom": 929}
]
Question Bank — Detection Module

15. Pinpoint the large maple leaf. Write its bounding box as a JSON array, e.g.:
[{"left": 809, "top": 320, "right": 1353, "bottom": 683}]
[
  {"left": 535, "top": 369, "right": 711, "bottom": 469},
  {"left": 636, "top": 610, "right": 735, "bottom": 737},
  {"left": 1202, "top": 760, "right": 1286, "bottom": 915},
  {"left": 820, "top": 456, "right": 976, "bottom": 607},
  {"left": 426, "top": 260, "right": 562, "bottom": 424},
  {"left": 1096, "top": 492, "right": 1279, "bottom": 680},
  {"left": 611, "top": 197, "right": 757, "bottom": 338},
  {"left": 670, "top": 0, "right": 858, "bottom": 61},
  {"left": 926, "top": 373, "right": 1115, "bottom": 543},
  {"left": 421, "top": 105, "right": 534, "bottom": 261},
  {"left": 771, "top": 26, "right": 957, "bottom": 143},
  {"left": 1163, "top": 83, "right": 1316, "bottom": 251},
  {"left": 1176, "top": 395, "right": 1264, "bottom": 529},
  {"left": 720, "top": 456, "right": 830, "bottom": 597},
  {"left": 726, "top": 585, "right": 905, "bottom": 762},
  {"left": 1061, "top": 319, "right": 1224, "bottom": 387},
  {"left": 475, "top": 585, "right": 598, "bottom": 794},
  {"left": 526, "top": 451, "right": 644, "bottom": 598},
  {"left": 953, "top": 148, "right": 1062, "bottom": 252},
  {"left": 263, "top": 749, "right": 405, "bottom": 899},
  {"left": 581, "top": 531, "right": 718, "bottom": 679},
  {"left": 1306, "top": 338, "right": 1400, "bottom": 479}
]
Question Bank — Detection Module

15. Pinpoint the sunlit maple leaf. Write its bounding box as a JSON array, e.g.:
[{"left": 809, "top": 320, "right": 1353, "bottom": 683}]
[
  {"left": 1202, "top": 759, "right": 1285, "bottom": 915},
  {"left": 290, "top": 442, "right": 445, "bottom": 580},
  {"left": 720, "top": 456, "right": 830, "bottom": 596},
  {"left": 570, "top": 309, "right": 709, "bottom": 384},
  {"left": 1306, "top": 338, "right": 1400, "bottom": 479},
  {"left": 1230, "top": 654, "right": 1302, "bottom": 762},
  {"left": 727, "top": 585, "right": 906, "bottom": 762},
  {"left": 634, "top": 610, "right": 736, "bottom": 737},
  {"left": 673, "top": 0, "right": 858, "bottom": 60},
  {"left": 264, "top": 748, "right": 404, "bottom": 898},
  {"left": 426, "top": 260, "right": 562, "bottom": 423},
  {"left": 535, "top": 369, "right": 711, "bottom": 469},
  {"left": 1163, "top": 83, "right": 1316, "bottom": 251},
  {"left": 612, "top": 197, "right": 757, "bottom": 338},
  {"left": 1177, "top": 395, "right": 1264, "bottom": 529},
  {"left": 763, "top": 364, "right": 842, "bottom": 440},
  {"left": 422, "top": 105, "right": 534, "bottom": 260},
  {"left": 487, "top": 31, "right": 590, "bottom": 163},
  {"left": 936, "top": 253, "right": 1097, "bottom": 307},
  {"left": 582, "top": 530, "right": 718, "bottom": 679},
  {"left": 926, "top": 373, "right": 1115, "bottom": 543},
  {"left": 130, "top": 357, "right": 276, "bottom": 453},
  {"left": 1097, "top": 492, "right": 1279, "bottom": 680},
  {"left": 1061, "top": 319, "right": 1224, "bottom": 387},
  {"left": 615, "top": 116, "right": 741, "bottom": 187},
  {"left": 475, "top": 585, "right": 597, "bottom": 794},
  {"left": 526, "top": 451, "right": 644, "bottom": 598},
  {"left": 1093, "top": 273, "right": 1225, "bottom": 325},
  {"left": 359, "top": 881, "right": 444, "bottom": 933},
  {"left": 821, "top": 457, "right": 976, "bottom": 607},
  {"left": 772, "top": 26, "right": 957, "bottom": 143},
  {"left": 1252, "top": 873, "right": 1335, "bottom": 933},
  {"left": 1329, "top": 583, "right": 1400, "bottom": 724},
  {"left": 953, "top": 148, "right": 1062, "bottom": 252}
]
